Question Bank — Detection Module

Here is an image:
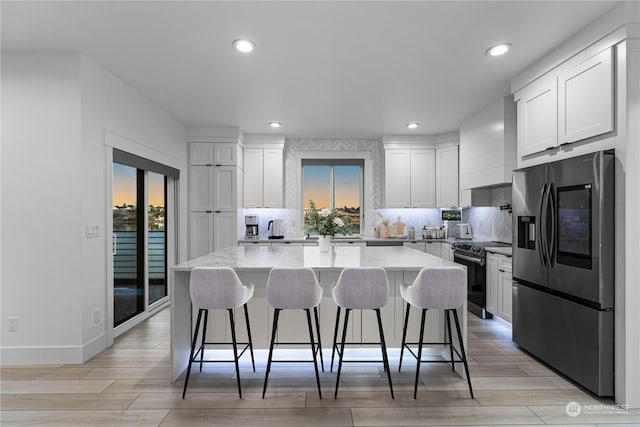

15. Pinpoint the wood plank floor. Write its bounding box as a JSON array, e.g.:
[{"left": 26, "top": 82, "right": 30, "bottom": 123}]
[{"left": 2, "top": 308, "right": 638, "bottom": 426}]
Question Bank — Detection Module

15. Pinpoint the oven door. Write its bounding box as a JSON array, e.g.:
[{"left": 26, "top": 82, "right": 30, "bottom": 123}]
[{"left": 454, "top": 252, "right": 491, "bottom": 319}]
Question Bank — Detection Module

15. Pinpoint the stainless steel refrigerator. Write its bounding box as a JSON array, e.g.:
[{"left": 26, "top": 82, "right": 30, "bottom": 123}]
[{"left": 512, "top": 150, "right": 614, "bottom": 397}]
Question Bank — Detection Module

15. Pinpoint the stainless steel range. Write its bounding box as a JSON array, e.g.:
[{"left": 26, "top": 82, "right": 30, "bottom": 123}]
[{"left": 452, "top": 241, "right": 511, "bottom": 319}]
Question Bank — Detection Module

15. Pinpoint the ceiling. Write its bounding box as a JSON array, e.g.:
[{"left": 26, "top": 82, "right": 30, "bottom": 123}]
[{"left": 1, "top": 1, "right": 619, "bottom": 138}]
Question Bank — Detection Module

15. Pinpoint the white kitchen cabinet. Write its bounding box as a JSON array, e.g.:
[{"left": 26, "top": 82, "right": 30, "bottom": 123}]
[
  {"left": 384, "top": 150, "right": 411, "bottom": 207},
  {"left": 498, "top": 257, "right": 513, "bottom": 322},
  {"left": 425, "top": 241, "right": 442, "bottom": 258},
  {"left": 404, "top": 241, "right": 426, "bottom": 252},
  {"left": 243, "top": 148, "right": 283, "bottom": 208},
  {"left": 486, "top": 252, "right": 499, "bottom": 315},
  {"left": 213, "top": 166, "right": 237, "bottom": 211},
  {"left": 189, "top": 212, "right": 214, "bottom": 257},
  {"left": 515, "top": 73, "right": 558, "bottom": 157},
  {"left": 213, "top": 211, "right": 237, "bottom": 251},
  {"left": 189, "top": 142, "right": 241, "bottom": 166},
  {"left": 189, "top": 141, "right": 242, "bottom": 258},
  {"left": 410, "top": 150, "right": 436, "bottom": 207},
  {"left": 238, "top": 242, "right": 271, "bottom": 247},
  {"left": 385, "top": 149, "right": 436, "bottom": 208},
  {"left": 486, "top": 252, "right": 512, "bottom": 323},
  {"left": 441, "top": 242, "right": 453, "bottom": 262},
  {"left": 436, "top": 146, "right": 459, "bottom": 207},
  {"left": 189, "top": 166, "right": 214, "bottom": 211},
  {"left": 515, "top": 47, "right": 614, "bottom": 158},
  {"left": 558, "top": 47, "right": 613, "bottom": 144}
]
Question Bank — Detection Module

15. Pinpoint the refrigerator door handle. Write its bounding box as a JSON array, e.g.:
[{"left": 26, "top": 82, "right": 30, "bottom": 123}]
[
  {"left": 538, "top": 183, "right": 548, "bottom": 266},
  {"left": 548, "top": 183, "right": 556, "bottom": 267}
]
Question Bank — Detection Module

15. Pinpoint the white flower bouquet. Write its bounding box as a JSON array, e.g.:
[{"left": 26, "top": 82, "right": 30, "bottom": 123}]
[{"left": 304, "top": 200, "right": 352, "bottom": 236}]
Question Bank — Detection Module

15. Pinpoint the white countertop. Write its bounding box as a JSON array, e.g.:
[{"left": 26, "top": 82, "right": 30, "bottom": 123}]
[
  {"left": 485, "top": 246, "right": 513, "bottom": 256},
  {"left": 173, "top": 245, "right": 457, "bottom": 272},
  {"left": 237, "top": 237, "right": 457, "bottom": 244}
]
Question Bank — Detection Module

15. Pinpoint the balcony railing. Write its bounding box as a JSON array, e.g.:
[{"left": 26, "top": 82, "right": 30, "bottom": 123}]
[{"left": 113, "top": 230, "right": 165, "bottom": 281}]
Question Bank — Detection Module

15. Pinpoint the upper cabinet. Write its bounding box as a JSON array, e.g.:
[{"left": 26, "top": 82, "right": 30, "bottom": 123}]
[
  {"left": 558, "top": 47, "right": 613, "bottom": 144},
  {"left": 383, "top": 135, "right": 458, "bottom": 208},
  {"left": 436, "top": 145, "right": 459, "bottom": 208},
  {"left": 514, "top": 46, "right": 614, "bottom": 158},
  {"left": 243, "top": 134, "right": 285, "bottom": 208},
  {"left": 190, "top": 142, "right": 242, "bottom": 166},
  {"left": 385, "top": 149, "right": 435, "bottom": 208}
]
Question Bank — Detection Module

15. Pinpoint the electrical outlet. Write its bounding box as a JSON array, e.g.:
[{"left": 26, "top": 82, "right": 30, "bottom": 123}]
[
  {"left": 8, "top": 316, "right": 17, "bottom": 332},
  {"left": 93, "top": 309, "right": 101, "bottom": 324}
]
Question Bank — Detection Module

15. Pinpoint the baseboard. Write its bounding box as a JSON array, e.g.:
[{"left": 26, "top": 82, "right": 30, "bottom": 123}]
[
  {"left": 82, "top": 332, "right": 108, "bottom": 362},
  {"left": 1, "top": 345, "right": 84, "bottom": 365}
]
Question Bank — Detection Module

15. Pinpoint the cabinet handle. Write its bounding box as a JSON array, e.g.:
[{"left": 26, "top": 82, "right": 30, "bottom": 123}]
[
  {"left": 206, "top": 163, "right": 213, "bottom": 166},
  {"left": 499, "top": 269, "right": 505, "bottom": 272},
  {"left": 560, "top": 142, "right": 571, "bottom": 146},
  {"left": 505, "top": 254, "right": 512, "bottom": 258},
  {"left": 206, "top": 210, "right": 213, "bottom": 213},
  {"left": 215, "top": 163, "right": 222, "bottom": 166},
  {"left": 546, "top": 146, "right": 556, "bottom": 151},
  {"left": 214, "top": 210, "right": 221, "bottom": 213}
]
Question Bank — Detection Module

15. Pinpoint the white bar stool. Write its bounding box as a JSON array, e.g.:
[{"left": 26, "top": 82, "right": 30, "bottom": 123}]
[
  {"left": 182, "top": 267, "right": 255, "bottom": 399},
  {"left": 331, "top": 267, "right": 394, "bottom": 399},
  {"left": 398, "top": 266, "right": 473, "bottom": 399},
  {"left": 263, "top": 267, "right": 324, "bottom": 399}
]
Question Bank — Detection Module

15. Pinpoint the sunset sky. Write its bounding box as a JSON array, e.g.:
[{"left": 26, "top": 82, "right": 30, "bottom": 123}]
[
  {"left": 303, "top": 165, "right": 360, "bottom": 209},
  {"left": 113, "top": 163, "right": 165, "bottom": 207}
]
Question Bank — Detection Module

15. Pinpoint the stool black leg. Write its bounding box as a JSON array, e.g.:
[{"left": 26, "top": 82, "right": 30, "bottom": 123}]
[
  {"left": 199, "top": 309, "right": 209, "bottom": 372},
  {"left": 244, "top": 303, "right": 256, "bottom": 372},
  {"left": 306, "top": 309, "right": 323, "bottom": 399},
  {"left": 445, "top": 309, "right": 455, "bottom": 372},
  {"left": 228, "top": 309, "right": 242, "bottom": 399},
  {"left": 452, "top": 309, "right": 474, "bottom": 399},
  {"left": 414, "top": 308, "right": 427, "bottom": 399},
  {"left": 399, "top": 302, "right": 411, "bottom": 372},
  {"left": 182, "top": 309, "right": 203, "bottom": 399},
  {"left": 313, "top": 306, "right": 324, "bottom": 372},
  {"left": 334, "top": 308, "right": 350, "bottom": 399},
  {"left": 376, "top": 308, "right": 394, "bottom": 399},
  {"left": 330, "top": 306, "right": 341, "bottom": 372},
  {"left": 262, "top": 308, "right": 280, "bottom": 398}
]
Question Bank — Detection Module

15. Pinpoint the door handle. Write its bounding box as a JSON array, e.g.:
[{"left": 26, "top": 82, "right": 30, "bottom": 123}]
[
  {"left": 112, "top": 233, "right": 117, "bottom": 256},
  {"left": 538, "top": 184, "right": 548, "bottom": 266},
  {"left": 548, "top": 183, "right": 556, "bottom": 267}
]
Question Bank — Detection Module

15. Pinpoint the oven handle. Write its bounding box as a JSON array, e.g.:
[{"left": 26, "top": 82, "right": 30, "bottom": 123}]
[{"left": 454, "top": 253, "right": 485, "bottom": 266}]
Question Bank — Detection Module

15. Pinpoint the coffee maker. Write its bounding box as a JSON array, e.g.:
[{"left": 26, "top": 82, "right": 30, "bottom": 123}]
[{"left": 245, "top": 215, "right": 259, "bottom": 239}]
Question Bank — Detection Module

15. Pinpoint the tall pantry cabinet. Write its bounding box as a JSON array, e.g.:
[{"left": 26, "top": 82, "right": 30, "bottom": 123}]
[{"left": 188, "top": 141, "right": 243, "bottom": 258}]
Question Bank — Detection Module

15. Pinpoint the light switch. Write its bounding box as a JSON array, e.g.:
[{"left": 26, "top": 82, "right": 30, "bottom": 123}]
[{"left": 86, "top": 225, "right": 100, "bottom": 238}]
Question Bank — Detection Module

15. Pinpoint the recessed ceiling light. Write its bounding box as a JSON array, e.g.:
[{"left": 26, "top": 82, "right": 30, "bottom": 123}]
[
  {"left": 233, "top": 39, "right": 255, "bottom": 53},
  {"left": 486, "top": 43, "right": 511, "bottom": 57},
  {"left": 269, "top": 121, "right": 281, "bottom": 128},
  {"left": 407, "top": 123, "right": 419, "bottom": 129}
]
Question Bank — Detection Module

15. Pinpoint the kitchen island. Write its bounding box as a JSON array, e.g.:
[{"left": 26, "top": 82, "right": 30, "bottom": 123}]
[{"left": 170, "top": 245, "right": 466, "bottom": 381}]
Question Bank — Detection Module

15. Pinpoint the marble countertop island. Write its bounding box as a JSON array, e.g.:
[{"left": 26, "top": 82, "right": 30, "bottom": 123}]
[
  {"left": 173, "top": 245, "right": 456, "bottom": 272},
  {"left": 170, "top": 245, "right": 466, "bottom": 382}
]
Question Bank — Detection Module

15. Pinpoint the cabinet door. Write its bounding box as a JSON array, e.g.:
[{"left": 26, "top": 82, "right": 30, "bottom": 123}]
[
  {"left": 189, "top": 212, "right": 214, "bottom": 258},
  {"left": 410, "top": 149, "right": 436, "bottom": 208},
  {"left": 441, "top": 243, "right": 453, "bottom": 262},
  {"left": 263, "top": 149, "right": 284, "bottom": 208},
  {"left": 403, "top": 241, "right": 426, "bottom": 252},
  {"left": 425, "top": 241, "right": 442, "bottom": 257},
  {"left": 385, "top": 150, "right": 411, "bottom": 207},
  {"left": 189, "top": 166, "right": 213, "bottom": 211},
  {"left": 243, "top": 149, "right": 263, "bottom": 208},
  {"left": 189, "top": 143, "right": 214, "bottom": 165},
  {"left": 498, "top": 269, "right": 513, "bottom": 323},
  {"left": 486, "top": 253, "right": 499, "bottom": 315},
  {"left": 516, "top": 74, "right": 558, "bottom": 156},
  {"left": 213, "top": 211, "right": 237, "bottom": 251},
  {"left": 213, "top": 143, "right": 238, "bottom": 165},
  {"left": 558, "top": 47, "right": 613, "bottom": 144},
  {"left": 436, "top": 146, "right": 459, "bottom": 207},
  {"left": 213, "top": 166, "right": 237, "bottom": 210}
]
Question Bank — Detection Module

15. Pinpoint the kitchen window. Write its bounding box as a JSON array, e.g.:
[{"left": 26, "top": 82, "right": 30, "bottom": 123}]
[{"left": 302, "top": 159, "right": 363, "bottom": 235}]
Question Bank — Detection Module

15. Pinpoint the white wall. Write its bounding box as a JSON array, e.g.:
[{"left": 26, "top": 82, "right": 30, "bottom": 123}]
[
  {"left": 1, "top": 52, "right": 188, "bottom": 364},
  {"left": 80, "top": 55, "right": 188, "bottom": 358},
  {"left": 1, "top": 53, "right": 85, "bottom": 362}
]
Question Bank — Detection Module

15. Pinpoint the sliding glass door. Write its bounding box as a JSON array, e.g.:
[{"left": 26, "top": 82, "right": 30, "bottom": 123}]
[
  {"left": 112, "top": 163, "right": 145, "bottom": 325},
  {"left": 112, "top": 150, "right": 175, "bottom": 328}
]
